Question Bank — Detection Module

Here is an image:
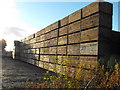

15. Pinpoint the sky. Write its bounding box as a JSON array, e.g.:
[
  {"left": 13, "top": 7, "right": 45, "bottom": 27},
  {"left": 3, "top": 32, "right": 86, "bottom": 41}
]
[{"left": 0, "top": 0, "right": 119, "bottom": 51}]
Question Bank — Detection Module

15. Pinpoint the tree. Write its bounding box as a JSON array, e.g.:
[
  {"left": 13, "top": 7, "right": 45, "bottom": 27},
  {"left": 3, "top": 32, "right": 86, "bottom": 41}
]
[{"left": 0, "top": 39, "right": 7, "bottom": 53}]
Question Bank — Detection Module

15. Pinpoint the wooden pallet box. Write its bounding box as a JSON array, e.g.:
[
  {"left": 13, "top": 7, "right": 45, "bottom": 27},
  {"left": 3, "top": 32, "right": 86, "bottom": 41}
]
[
  {"left": 60, "top": 16, "right": 69, "bottom": 26},
  {"left": 81, "top": 27, "right": 98, "bottom": 42},
  {"left": 40, "top": 55, "right": 49, "bottom": 62},
  {"left": 67, "top": 44, "right": 80, "bottom": 55},
  {"left": 59, "top": 25, "right": 68, "bottom": 36},
  {"left": 49, "top": 38, "right": 57, "bottom": 46},
  {"left": 49, "top": 63, "right": 56, "bottom": 72},
  {"left": 50, "top": 29, "right": 58, "bottom": 38},
  {"left": 57, "top": 46, "right": 66, "bottom": 55},
  {"left": 69, "top": 9, "right": 81, "bottom": 23},
  {"left": 44, "top": 40, "right": 50, "bottom": 47},
  {"left": 49, "top": 55, "right": 57, "bottom": 63},
  {"left": 51, "top": 21, "right": 59, "bottom": 30},
  {"left": 57, "top": 55, "right": 67, "bottom": 65},
  {"left": 68, "top": 32, "right": 80, "bottom": 44},
  {"left": 79, "top": 56, "right": 98, "bottom": 69},
  {"left": 99, "top": 12, "right": 112, "bottom": 28},
  {"left": 58, "top": 36, "right": 67, "bottom": 45},
  {"left": 38, "top": 61, "right": 44, "bottom": 68},
  {"left": 82, "top": 2, "right": 99, "bottom": 17},
  {"left": 44, "top": 62, "right": 49, "bottom": 70},
  {"left": 80, "top": 42, "right": 98, "bottom": 55},
  {"left": 81, "top": 13, "right": 99, "bottom": 30},
  {"left": 67, "top": 56, "right": 80, "bottom": 67},
  {"left": 68, "top": 21, "right": 80, "bottom": 34},
  {"left": 49, "top": 47, "right": 57, "bottom": 54}
]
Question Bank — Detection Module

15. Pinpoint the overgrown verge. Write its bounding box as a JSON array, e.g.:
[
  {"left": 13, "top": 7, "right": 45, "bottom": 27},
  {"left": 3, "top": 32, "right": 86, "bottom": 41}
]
[{"left": 25, "top": 55, "right": 120, "bottom": 89}]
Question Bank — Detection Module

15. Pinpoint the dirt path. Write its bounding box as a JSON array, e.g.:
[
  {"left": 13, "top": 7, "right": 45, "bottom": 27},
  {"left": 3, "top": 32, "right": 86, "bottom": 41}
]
[{"left": 2, "top": 57, "right": 54, "bottom": 89}]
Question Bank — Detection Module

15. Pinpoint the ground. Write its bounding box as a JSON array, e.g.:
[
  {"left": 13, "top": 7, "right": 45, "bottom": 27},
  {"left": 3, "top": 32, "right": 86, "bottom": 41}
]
[{"left": 2, "top": 57, "right": 54, "bottom": 89}]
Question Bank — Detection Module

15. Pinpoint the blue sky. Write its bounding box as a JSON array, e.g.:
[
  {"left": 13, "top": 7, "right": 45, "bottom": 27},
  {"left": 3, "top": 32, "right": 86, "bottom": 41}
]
[
  {"left": 0, "top": 0, "right": 119, "bottom": 51},
  {"left": 16, "top": 2, "right": 119, "bottom": 31}
]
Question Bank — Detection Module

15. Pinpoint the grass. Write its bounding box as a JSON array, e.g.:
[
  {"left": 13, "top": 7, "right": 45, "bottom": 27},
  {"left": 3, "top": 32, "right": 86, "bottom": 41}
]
[{"left": 25, "top": 55, "right": 120, "bottom": 89}]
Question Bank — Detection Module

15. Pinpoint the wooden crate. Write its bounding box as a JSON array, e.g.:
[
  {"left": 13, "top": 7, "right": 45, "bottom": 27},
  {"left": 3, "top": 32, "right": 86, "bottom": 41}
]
[
  {"left": 60, "top": 16, "right": 69, "bottom": 26},
  {"left": 40, "top": 48, "right": 45, "bottom": 54},
  {"left": 49, "top": 47, "right": 57, "bottom": 54},
  {"left": 56, "top": 64, "right": 66, "bottom": 75},
  {"left": 50, "top": 29, "right": 58, "bottom": 38},
  {"left": 99, "top": 2, "right": 113, "bottom": 15},
  {"left": 68, "top": 32, "right": 80, "bottom": 44},
  {"left": 57, "top": 46, "right": 66, "bottom": 55},
  {"left": 49, "top": 63, "right": 56, "bottom": 72},
  {"left": 67, "top": 56, "right": 80, "bottom": 67},
  {"left": 81, "top": 27, "right": 98, "bottom": 42},
  {"left": 35, "top": 54, "right": 39, "bottom": 60},
  {"left": 44, "top": 48, "right": 49, "bottom": 54},
  {"left": 69, "top": 9, "right": 81, "bottom": 23},
  {"left": 82, "top": 2, "right": 99, "bottom": 17},
  {"left": 58, "top": 36, "right": 67, "bottom": 45},
  {"left": 80, "top": 42, "right": 98, "bottom": 55},
  {"left": 68, "top": 21, "right": 80, "bottom": 34},
  {"left": 35, "top": 29, "right": 45, "bottom": 37},
  {"left": 51, "top": 21, "right": 59, "bottom": 30},
  {"left": 43, "top": 62, "right": 49, "bottom": 70},
  {"left": 99, "top": 13, "right": 112, "bottom": 28},
  {"left": 38, "top": 61, "right": 44, "bottom": 68},
  {"left": 49, "top": 38, "right": 57, "bottom": 46},
  {"left": 35, "top": 48, "right": 40, "bottom": 54},
  {"left": 67, "top": 44, "right": 80, "bottom": 55},
  {"left": 40, "top": 42, "right": 44, "bottom": 47},
  {"left": 45, "top": 32, "right": 51, "bottom": 40},
  {"left": 49, "top": 55, "right": 57, "bottom": 63},
  {"left": 98, "top": 41, "right": 111, "bottom": 56},
  {"left": 57, "top": 55, "right": 67, "bottom": 65},
  {"left": 65, "top": 67, "right": 76, "bottom": 78},
  {"left": 40, "top": 55, "right": 49, "bottom": 62},
  {"left": 44, "top": 40, "right": 50, "bottom": 47},
  {"left": 59, "top": 25, "right": 68, "bottom": 36},
  {"left": 34, "top": 60, "right": 39, "bottom": 66},
  {"left": 81, "top": 13, "right": 99, "bottom": 30},
  {"left": 99, "top": 27, "right": 112, "bottom": 41},
  {"left": 44, "top": 25, "right": 52, "bottom": 33},
  {"left": 79, "top": 56, "right": 98, "bottom": 69}
]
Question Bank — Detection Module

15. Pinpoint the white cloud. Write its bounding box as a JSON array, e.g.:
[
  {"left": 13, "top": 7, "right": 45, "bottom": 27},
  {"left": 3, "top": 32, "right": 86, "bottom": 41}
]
[{"left": 0, "top": 0, "right": 37, "bottom": 51}]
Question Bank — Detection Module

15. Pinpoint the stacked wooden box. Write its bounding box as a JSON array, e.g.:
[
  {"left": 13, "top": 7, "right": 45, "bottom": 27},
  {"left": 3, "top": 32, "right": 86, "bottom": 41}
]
[{"left": 14, "top": 1, "right": 114, "bottom": 80}]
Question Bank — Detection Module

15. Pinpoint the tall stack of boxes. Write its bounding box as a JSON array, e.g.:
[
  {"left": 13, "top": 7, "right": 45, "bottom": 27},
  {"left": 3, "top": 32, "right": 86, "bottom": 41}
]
[{"left": 13, "top": 1, "right": 120, "bottom": 80}]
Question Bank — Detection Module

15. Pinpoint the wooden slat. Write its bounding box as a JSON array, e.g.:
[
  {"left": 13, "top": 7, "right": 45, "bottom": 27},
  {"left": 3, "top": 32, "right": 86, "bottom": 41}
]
[
  {"left": 67, "top": 44, "right": 80, "bottom": 55},
  {"left": 59, "top": 25, "right": 68, "bottom": 36},
  {"left": 58, "top": 36, "right": 67, "bottom": 45},
  {"left": 81, "top": 13, "right": 99, "bottom": 30},
  {"left": 69, "top": 9, "right": 81, "bottom": 23},
  {"left": 79, "top": 56, "right": 98, "bottom": 69},
  {"left": 81, "top": 27, "right": 98, "bottom": 42},
  {"left": 57, "top": 46, "right": 66, "bottom": 55},
  {"left": 60, "top": 16, "right": 69, "bottom": 26},
  {"left": 80, "top": 42, "right": 98, "bottom": 55},
  {"left": 49, "top": 47, "right": 57, "bottom": 54},
  {"left": 68, "top": 32, "right": 80, "bottom": 44},
  {"left": 68, "top": 21, "right": 80, "bottom": 33}
]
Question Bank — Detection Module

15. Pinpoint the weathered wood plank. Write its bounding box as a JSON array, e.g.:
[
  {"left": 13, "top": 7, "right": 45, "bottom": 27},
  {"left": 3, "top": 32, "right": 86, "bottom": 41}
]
[
  {"left": 68, "top": 21, "right": 80, "bottom": 33},
  {"left": 58, "top": 36, "right": 67, "bottom": 45},
  {"left": 67, "top": 44, "right": 80, "bottom": 55},
  {"left": 69, "top": 9, "right": 81, "bottom": 23},
  {"left": 68, "top": 32, "right": 80, "bottom": 44},
  {"left": 81, "top": 27, "right": 98, "bottom": 42},
  {"left": 57, "top": 46, "right": 66, "bottom": 55},
  {"left": 59, "top": 25, "right": 68, "bottom": 36},
  {"left": 80, "top": 42, "right": 98, "bottom": 55}
]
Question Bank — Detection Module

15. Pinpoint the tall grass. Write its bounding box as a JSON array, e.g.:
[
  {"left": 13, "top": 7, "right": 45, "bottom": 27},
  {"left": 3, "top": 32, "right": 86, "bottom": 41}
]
[{"left": 26, "top": 55, "right": 120, "bottom": 89}]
